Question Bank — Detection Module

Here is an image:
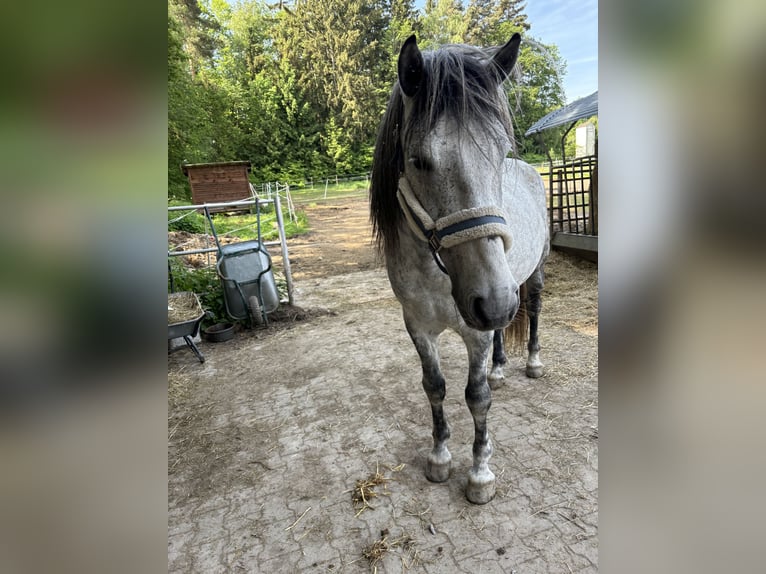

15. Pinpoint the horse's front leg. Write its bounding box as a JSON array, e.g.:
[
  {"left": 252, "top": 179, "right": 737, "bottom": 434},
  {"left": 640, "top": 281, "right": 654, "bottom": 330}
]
[
  {"left": 461, "top": 328, "right": 496, "bottom": 504},
  {"left": 488, "top": 329, "right": 506, "bottom": 389},
  {"left": 404, "top": 315, "right": 451, "bottom": 482}
]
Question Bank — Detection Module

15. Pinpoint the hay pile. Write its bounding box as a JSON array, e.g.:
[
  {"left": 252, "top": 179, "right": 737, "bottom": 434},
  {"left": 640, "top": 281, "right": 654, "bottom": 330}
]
[
  {"left": 168, "top": 292, "right": 203, "bottom": 325},
  {"left": 542, "top": 250, "right": 598, "bottom": 336},
  {"left": 352, "top": 467, "right": 391, "bottom": 517},
  {"left": 362, "top": 529, "right": 418, "bottom": 573}
]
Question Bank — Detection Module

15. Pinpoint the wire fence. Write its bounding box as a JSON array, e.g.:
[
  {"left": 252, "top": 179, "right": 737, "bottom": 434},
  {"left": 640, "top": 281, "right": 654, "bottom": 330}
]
[
  {"left": 252, "top": 172, "right": 369, "bottom": 195},
  {"left": 250, "top": 173, "right": 371, "bottom": 207}
]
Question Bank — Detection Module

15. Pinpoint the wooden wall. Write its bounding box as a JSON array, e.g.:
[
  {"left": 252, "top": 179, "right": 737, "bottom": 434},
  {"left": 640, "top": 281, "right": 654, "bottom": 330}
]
[{"left": 183, "top": 162, "right": 252, "bottom": 211}]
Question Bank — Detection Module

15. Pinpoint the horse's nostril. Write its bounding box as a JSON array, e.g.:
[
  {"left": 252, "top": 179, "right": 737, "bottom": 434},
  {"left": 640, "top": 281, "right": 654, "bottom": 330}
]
[{"left": 471, "top": 296, "right": 489, "bottom": 324}]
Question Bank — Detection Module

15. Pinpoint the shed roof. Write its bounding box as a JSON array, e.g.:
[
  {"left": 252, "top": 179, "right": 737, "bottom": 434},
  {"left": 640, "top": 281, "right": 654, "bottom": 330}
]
[
  {"left": 181, "top": 161, "right": 251, "bottom": 176},
  {"left": 524, "top": 91, "right": 598, "bottom": 136}
]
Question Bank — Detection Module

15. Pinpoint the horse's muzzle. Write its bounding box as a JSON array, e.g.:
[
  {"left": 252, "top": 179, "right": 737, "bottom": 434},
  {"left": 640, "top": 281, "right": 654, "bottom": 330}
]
[{"left": 463, "top": 289, "right": 519, "bottom": 331}]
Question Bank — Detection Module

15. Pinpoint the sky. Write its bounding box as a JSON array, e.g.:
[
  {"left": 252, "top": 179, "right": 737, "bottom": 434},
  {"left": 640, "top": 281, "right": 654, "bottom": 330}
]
[{"left": 523, "top": 0, "right": 598, "bottom": 103}]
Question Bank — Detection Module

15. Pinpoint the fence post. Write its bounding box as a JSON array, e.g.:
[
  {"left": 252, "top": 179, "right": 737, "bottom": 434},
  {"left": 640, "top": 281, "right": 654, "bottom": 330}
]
[
  {"left": 285, "top": 184, "right": 296, "bottom": 223},
  {"left": 274, "top": 192, "right": 295, "bottom": 306}
]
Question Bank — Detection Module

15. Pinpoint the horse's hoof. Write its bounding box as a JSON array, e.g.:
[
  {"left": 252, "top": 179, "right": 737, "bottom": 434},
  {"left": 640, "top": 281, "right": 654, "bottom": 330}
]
[
  {"left": 426, "top": 449, "right": 451, "bottom": 482},
  {"left": 488, "top": 378, "right": 505, "bottom": 390},
  {"left": 488, "top": 365, "right": 505, "bottom": 389},
  {"left": 466, "top": 468, "right": 496, "bottom": 504},
  {"left": 525, "top": 363, "right": 544, "bottom": 378}
]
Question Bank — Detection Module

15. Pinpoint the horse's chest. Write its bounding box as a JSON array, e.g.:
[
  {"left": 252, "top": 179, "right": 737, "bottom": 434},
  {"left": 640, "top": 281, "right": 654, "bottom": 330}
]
[{"left": 387, "top": 249, "right": 457, "bottom": 321}]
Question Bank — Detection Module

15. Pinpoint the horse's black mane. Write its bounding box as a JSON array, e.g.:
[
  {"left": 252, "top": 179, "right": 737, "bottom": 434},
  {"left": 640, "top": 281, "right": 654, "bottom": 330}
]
[{"left": 370, "top": 44, "right": 515, "bottom": 256}]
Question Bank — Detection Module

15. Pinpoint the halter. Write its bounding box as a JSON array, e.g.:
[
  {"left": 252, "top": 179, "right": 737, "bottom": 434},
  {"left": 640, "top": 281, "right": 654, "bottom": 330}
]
[{"left": 396, "top": 177, "right": 512, "bottom": 274}]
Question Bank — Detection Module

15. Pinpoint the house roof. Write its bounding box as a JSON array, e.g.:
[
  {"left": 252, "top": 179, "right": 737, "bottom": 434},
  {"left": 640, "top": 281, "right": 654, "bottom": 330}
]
[{"left": 524, "top": 91, "right": 598, "bottom": 136}]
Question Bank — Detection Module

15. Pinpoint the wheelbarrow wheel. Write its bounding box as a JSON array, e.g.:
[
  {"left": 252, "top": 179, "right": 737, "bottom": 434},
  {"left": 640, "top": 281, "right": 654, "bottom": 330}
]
[{"left": 248, "top": 295, "right": 264, "bottom": 326}]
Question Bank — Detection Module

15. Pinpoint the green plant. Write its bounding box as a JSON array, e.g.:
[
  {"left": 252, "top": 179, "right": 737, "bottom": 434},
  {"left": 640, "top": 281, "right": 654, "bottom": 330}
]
[
  {"left": 204, "top": 208, "right": 310, "bottom": 242},
  {"left": 168, "top": 259, "right": 238, "bottom": 327},
  {"left": 253, "top": 202, "right": 274, "bottom": 215},
  {"left": 521, "top": 152, "right": 548, "bottom": 165},
  {"left": 168, "top": 199, "right": 206, "bottom": 234}
]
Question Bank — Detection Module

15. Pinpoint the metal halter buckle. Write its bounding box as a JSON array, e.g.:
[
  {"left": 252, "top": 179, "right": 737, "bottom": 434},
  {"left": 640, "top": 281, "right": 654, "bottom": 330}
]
[{"left": 428, "top": 232, "right": 442, "bottom": 253}]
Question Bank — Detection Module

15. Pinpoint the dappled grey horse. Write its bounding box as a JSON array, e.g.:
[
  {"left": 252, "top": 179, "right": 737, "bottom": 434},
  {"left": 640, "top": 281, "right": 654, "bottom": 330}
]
[{"left": 370, "top": 34, "right": 549, "bottom": 504}]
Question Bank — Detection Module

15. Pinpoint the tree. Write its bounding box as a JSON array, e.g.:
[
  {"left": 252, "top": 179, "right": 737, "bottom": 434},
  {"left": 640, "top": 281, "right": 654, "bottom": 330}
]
[
  {"left": 418, "top": 0, "right": 467, "bottom": 49},
  {"left": 509, "top": 39, "right": 566, "bottom": 157},
  {"left": 166, "top": 0, "right": 569, "bottom": 191},
  {"left": 170, "top": 0, "right": 221, "bottom": 79},
  {"left": 168, "top": 4, "right": 212, "bottom": 199},
  {"left": 274, "top": 0, "right": 390, "bottom": 172},
  {"left": 206, "top": 0, "right": 275, "bottom": 86},
  {"left": 464, "top": 0, "right": 530, "bottom": 46}
]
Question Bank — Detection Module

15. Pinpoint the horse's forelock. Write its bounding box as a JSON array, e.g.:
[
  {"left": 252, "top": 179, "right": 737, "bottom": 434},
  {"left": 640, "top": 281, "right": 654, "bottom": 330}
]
[{"left": 416, "top": 45, "right": 514, "bottom": 143}]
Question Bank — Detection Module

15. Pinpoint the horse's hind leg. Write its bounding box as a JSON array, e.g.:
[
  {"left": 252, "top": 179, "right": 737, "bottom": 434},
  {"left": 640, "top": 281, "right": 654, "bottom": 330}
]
[
  {"left": 405, "top": 317, "right": 452, "bottom": 483},
  {"left": 487, "top": 329, "right": 506, "bottom": 389},
  {"left": 525, "top": 263, "right": 545, "bottom": 378},
  {"left": 460, "top": 328, "right": 496, "bottom": 504}
]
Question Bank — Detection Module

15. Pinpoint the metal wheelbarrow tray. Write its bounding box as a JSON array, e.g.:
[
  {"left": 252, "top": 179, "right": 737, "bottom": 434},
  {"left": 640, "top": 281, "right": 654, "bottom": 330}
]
[
  {"left": 168, "top": 291, "right": 205, "bottom": 363},
  {"left": 201, "top": 201, "right": 279, "bottom": 328},
  {"left": 217, "top": 240, "right": 279, "bottom": 326}
]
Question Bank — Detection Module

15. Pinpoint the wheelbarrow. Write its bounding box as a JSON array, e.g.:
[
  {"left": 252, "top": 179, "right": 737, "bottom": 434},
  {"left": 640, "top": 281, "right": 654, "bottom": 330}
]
[
  {"left": 204, "top": 203, "right": 279, "bottom": 327},
  {"left": 167, "top": 291, "right": 205, "bottom": 363}
]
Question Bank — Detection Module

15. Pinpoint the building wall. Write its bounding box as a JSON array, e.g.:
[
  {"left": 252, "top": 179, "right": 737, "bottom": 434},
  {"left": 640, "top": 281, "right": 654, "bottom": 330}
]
[{"left": 576, "top": 124, "right": 596, "bottom": 157}]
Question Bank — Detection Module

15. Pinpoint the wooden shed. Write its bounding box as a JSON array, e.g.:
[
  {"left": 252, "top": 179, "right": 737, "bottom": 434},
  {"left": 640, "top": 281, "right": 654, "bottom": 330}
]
[{"left": 181, "top": 161, "right": 254, "bottom": 211}]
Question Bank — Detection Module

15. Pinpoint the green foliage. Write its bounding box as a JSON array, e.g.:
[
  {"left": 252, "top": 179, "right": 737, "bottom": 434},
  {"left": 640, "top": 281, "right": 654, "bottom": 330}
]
[
  {"left": 274, "top": 0, "right": 390, "bottom": 146},
  {"left": 168, "top": 259, "right": 230, "bottom": 326},
  {"left": 520, "top": 152, "right": 548, "bottom": 165},
  {"left": 280, "top": 210, "right": 310, "bottom": 240},
  {"left": 418, "top": 0, "right": 468, "bottom": 49},
  {"left": 208, "top": 208, "right": 309, "bottom": 242},
  {"left": 323, "top": 117, "right": 355, "bottom": 175},
  {"left": 167, "top": 0, "right": 572, "bottom": 196},
  {"left": 510, "top": 39, "right": 567, "bottom": 157},
  {"left": 464, "top": 0, "right": 531, "bottom": 46},
  {"left": 168, "top": 200, "right": 207, "bottom": 234},
  {"left": 167, "top": 197, "right": 309, "bottom": 240}
]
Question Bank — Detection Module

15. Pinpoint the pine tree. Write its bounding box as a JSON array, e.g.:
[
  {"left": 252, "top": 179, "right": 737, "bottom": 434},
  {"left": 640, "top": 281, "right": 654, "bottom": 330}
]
[
  {"left": 170, "top": 0, "right": 221, "bottom": 78},
  {"left": 464, "top": 0, "right": 530, "bottom": 46},
  {"left": 418, "top": 0, "right": 467, "bottom": 49},
  {"left": 274, "top": 0, "right": 390, "bottom": 172}
]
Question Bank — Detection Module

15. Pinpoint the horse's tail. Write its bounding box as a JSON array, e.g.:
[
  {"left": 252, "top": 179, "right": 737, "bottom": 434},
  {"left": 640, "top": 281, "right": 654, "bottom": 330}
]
[{"left": 504, "top": 282, "right": 528, "bottom": 355}]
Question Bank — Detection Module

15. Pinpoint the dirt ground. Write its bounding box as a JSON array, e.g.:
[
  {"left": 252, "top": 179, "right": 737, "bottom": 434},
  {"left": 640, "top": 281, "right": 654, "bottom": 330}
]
[{"left": 168, "top": 197, "right": 598, "bottom": 573}]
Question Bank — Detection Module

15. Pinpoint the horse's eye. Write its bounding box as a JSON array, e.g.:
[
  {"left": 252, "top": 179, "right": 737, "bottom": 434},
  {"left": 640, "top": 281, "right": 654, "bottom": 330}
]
[{"left": 409, "top": 156, "right": 431, "bottom": 172}]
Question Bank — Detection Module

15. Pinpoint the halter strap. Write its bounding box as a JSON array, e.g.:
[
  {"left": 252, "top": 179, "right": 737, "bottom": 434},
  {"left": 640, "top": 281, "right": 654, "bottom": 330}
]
[{"left": 396, "top": 177, "right": 512, "bottom": 274}]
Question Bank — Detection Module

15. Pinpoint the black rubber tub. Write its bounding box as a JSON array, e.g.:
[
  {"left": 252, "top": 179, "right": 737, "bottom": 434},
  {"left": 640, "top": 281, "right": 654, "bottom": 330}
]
[{"left": 202, "top": 322, "right": 235, "bottom": 342}]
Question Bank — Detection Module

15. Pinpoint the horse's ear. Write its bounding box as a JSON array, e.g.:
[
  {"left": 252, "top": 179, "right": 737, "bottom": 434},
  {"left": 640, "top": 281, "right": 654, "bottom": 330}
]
[
  {"left": 490, "top": 33, "right": 521, "bottom": 81},
  {"left": 398, "top": 35, "right": 424, "bottom": 98}
]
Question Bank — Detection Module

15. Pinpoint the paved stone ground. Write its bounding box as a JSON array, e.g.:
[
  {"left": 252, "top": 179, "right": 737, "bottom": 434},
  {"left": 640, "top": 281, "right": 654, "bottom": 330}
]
[{"left": 168, "top": 266, "right": 597, "bottom": 573}]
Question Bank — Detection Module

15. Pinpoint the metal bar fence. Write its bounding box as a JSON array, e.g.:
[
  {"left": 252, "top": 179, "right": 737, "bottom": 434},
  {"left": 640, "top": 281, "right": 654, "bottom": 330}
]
[{"left": 541, "top": 155, "right": 598, "bottom": 237}]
